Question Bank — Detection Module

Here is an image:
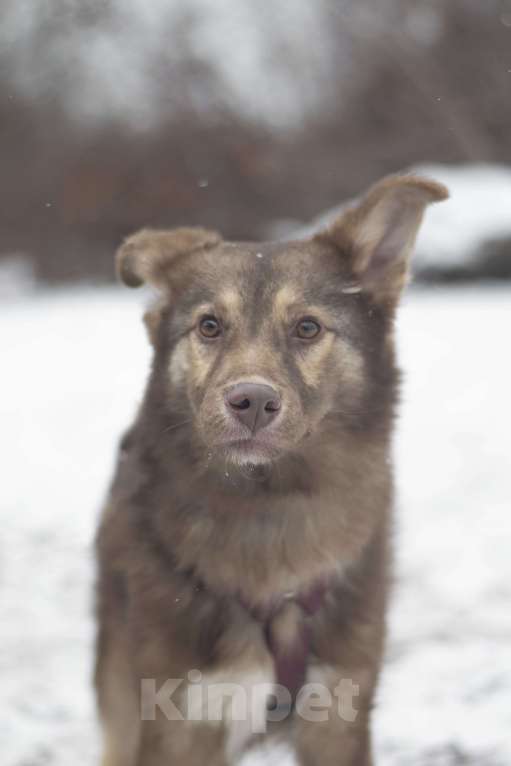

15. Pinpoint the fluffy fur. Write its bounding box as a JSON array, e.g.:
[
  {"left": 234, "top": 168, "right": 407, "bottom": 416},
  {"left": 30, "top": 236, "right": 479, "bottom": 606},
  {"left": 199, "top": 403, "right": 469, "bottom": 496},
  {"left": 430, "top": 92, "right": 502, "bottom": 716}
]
[{"left": 95, "top": 174, "right": 448, "bottom": 765}]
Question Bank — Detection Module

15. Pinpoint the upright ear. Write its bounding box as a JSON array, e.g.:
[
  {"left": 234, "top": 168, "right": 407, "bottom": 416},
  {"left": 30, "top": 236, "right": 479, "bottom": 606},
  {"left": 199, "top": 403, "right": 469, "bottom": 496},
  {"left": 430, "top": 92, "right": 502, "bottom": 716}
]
[
  {"left": 315, "top": 174, "right": 448, "bottom": 305},
  {"left": 115, "top": 227, "right": 222, "bottom": 289}
]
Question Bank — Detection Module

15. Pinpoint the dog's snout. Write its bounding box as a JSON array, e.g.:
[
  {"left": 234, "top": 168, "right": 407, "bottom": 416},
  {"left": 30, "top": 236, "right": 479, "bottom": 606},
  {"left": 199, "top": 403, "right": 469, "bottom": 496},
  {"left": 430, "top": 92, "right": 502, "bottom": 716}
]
[{"left": 225, "top": 383, "right": 281, "bottom": 433}]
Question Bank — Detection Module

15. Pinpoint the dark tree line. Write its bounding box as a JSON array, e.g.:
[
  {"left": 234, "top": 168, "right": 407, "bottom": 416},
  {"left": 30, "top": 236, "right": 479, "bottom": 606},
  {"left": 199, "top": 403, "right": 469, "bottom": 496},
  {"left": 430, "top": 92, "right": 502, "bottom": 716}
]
[{"left": 0, "top": 0, "right": 510, "bottom": 282}]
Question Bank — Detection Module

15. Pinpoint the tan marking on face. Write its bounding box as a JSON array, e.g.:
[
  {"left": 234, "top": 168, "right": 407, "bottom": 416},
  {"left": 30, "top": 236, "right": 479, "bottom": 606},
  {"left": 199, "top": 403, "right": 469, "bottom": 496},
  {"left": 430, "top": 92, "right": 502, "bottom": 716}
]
[
  {"left": 337, "top": 339, "right": 365, "bottom": 388},
  {"left": 219, "top": 340, "right": 281, "bottom": 390},
  {"left": 169, "top": 338, "right": 190, "bottom": 387},
  {"left": 188, "top": 335, "right": 215, "bottom": 388},
  {"left": 295, "top": 333, "right": 335, "bottom": 387},
  {"left": 173, "top": 304, "right": 222, "bottom": 390},
  {"left": 218, "top": 289, "right": 242, "bottom": 318},
  {"left": 296, "top": 334, "right": 363, "bottom": 389},
  {"left": 273, "top": 284, "right": 300, "bottom": 323},
  {"left": 236, "top": 343, "right": 276, "bottom": 372},
  {"left": 273, "top": 292, "right": 339, "bottom": 337}
]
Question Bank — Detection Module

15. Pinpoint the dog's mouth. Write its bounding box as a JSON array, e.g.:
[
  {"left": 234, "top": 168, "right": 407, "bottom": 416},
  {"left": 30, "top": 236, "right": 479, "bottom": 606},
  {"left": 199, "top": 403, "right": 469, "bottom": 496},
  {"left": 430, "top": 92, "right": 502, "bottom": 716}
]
[{"left": 217, "top": 435, "right": 282, "bottom": 465}]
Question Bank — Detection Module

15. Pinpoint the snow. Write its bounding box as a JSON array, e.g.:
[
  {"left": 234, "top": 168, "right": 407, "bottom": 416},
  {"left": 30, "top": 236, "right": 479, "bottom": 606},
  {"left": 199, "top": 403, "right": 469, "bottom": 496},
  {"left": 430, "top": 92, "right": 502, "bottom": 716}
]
[
  {"left": 414, "top": 164, "right": 511, "bottom": 273},
  {"left": 1, "top": 284, "right": 510, "bottom": 765}
]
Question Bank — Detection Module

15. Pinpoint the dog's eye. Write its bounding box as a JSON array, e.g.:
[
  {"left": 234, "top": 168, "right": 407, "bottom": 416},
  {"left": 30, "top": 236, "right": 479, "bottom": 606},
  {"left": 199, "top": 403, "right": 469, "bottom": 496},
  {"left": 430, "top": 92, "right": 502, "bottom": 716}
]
[
  {"left": 198, "top": 315, "right": 222, "bottom": 339},
  {"left": 295, "top": 318, "right": 322, "bottom": 340}
]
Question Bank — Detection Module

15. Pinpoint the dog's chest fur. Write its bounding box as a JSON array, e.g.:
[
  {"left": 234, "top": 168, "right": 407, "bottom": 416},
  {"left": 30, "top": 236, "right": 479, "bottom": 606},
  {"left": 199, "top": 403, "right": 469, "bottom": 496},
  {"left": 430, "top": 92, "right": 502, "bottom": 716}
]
[{"left": 107, "top": 416, "right": 392, "bottom": 607}]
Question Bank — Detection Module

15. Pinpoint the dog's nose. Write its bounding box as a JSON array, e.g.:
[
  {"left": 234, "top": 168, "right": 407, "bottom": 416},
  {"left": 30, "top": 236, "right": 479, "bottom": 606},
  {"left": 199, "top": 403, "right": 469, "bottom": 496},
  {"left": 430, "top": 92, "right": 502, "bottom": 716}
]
[{"left": 225, "top": 383, "right": 281, "bottom": 433}]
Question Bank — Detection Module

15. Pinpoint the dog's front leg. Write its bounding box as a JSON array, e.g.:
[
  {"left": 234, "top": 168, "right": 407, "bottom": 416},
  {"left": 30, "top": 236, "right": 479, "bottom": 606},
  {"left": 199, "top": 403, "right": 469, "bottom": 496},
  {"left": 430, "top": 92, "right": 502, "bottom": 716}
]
[
  {"left": 292, "top": 539, "right": 387, "bottom": 766},
  {"left": 292, "top": 661, "right": 375, "bottom": 766},
  {"left": 134, "top": 643, "right": 274, "bottom": 766},
  {"left": 136, "top": 718, "right": 229, "bottom": 766}
]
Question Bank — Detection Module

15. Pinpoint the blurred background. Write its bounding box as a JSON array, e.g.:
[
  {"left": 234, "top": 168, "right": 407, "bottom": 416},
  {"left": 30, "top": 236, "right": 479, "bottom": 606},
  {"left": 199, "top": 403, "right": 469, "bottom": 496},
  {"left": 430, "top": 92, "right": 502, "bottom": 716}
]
[
  {"left": 1, "top": 0, "right": 511, "bottom": 285},
  {"left": 1, "top": 3, "right": 511, "bottom": 766}
]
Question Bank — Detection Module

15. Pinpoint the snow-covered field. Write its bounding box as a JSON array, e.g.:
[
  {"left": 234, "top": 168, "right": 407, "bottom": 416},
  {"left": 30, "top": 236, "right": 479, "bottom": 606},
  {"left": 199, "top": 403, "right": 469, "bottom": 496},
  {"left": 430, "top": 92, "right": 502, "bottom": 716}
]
[{"left": 1, "top": 284, "right": 510, "bottom": 765}]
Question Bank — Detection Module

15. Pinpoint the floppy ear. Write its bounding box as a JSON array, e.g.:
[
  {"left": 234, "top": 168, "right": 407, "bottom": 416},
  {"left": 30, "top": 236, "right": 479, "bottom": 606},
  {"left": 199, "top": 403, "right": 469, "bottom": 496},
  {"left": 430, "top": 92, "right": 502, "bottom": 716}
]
[
  {"left": 115, "top": 227, "right": 222, "bottom": 289},
  {"left": 316, "top": 174, "right": 448, "bottom": 305}
]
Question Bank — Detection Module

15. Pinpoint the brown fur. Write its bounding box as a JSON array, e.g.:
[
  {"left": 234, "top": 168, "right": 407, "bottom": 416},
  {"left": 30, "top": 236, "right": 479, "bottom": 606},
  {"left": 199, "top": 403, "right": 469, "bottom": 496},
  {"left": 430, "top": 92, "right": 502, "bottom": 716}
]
[{"left": 95, "top": 174, "right": 448, "bottom": 764}]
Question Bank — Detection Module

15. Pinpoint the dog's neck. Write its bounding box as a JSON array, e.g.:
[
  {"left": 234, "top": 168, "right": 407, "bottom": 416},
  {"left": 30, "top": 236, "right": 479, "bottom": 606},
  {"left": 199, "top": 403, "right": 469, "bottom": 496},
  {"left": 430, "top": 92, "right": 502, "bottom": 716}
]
[{"left": 124, "top": 408, "right": 392, "bottom": 607}]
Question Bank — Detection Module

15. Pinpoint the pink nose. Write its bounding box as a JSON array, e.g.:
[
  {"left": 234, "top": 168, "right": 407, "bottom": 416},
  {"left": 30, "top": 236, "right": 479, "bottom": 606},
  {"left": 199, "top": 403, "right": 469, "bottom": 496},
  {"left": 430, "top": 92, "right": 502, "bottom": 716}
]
[{"left": 224, "top": 383, "right": 281, "bottom": 433}]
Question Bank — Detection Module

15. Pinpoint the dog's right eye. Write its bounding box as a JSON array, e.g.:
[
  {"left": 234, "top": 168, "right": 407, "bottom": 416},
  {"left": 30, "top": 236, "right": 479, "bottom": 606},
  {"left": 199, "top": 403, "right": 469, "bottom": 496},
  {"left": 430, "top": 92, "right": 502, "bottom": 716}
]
[{"left": 198, "top": 315, "right": 222, "bottom": 339}]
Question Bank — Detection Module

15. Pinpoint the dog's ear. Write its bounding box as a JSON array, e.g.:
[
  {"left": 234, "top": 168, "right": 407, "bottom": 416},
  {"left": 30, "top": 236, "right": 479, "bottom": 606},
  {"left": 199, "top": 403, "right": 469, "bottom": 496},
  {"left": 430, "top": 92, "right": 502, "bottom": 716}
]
[
  {"left": 316, "top": 175, "right": 448, "bottom": 305},
  {"left": 116, "top": 227, "right": 222, "bottom": 289}
]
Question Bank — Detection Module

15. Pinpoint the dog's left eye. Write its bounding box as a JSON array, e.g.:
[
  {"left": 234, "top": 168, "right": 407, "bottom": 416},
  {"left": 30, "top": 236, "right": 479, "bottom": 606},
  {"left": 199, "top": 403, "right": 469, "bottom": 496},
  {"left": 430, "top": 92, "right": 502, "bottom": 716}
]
[
  {"left": 198, "top": 315, "right": 222, "bottom": 338},
  {"left": 295, "top": 318, "right": 322, "bottom": 340}
]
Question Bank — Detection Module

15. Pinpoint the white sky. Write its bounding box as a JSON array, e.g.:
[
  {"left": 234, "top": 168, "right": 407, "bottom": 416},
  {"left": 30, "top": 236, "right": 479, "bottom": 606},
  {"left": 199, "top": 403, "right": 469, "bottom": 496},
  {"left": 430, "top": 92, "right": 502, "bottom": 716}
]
[{"left": 0, "top": 0, "right": 338, "bottom": 129}]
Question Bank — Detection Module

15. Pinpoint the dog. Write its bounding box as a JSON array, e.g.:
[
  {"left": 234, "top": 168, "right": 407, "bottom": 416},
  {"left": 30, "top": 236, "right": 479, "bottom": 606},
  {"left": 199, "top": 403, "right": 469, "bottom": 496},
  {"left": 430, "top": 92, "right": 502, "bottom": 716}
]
[{"left": 94, "top": 173, "right": 448, "bottom": 765}]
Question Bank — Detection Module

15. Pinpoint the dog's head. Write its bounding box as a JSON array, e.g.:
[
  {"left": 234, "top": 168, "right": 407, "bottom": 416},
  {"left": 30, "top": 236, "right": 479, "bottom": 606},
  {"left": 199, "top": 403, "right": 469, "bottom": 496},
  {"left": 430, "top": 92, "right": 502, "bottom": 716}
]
[{"left": 117, "top": 174, "right": 447, "bottom": 468}]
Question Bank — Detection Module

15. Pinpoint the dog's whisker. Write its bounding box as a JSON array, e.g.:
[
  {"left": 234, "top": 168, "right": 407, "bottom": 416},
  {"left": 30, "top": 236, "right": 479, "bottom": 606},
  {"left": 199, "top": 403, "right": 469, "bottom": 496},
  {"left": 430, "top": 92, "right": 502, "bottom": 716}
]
[{"left": 162, "top": 419, "right": 192, "bottom": 434}]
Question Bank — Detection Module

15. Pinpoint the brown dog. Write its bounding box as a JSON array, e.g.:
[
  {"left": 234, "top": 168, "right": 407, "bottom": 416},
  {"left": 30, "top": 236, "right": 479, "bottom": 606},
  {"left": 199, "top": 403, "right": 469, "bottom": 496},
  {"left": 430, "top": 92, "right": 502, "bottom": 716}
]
[{"left": 95, "top": 174, "right": 448, "bottom": 765}]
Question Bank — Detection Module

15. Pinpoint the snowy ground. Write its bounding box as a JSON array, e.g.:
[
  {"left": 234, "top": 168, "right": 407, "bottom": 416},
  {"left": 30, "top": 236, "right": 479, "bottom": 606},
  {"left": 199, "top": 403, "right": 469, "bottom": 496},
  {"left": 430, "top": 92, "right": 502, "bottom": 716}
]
[{"left": 1, "top": 284, "right": 510, "bottom": 765}]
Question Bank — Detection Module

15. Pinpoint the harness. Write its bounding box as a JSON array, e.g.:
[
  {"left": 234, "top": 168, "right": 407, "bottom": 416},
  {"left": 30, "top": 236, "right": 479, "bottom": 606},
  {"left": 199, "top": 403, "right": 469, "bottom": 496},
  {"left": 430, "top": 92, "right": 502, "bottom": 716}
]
[
  {"left": 239, "top": 579, "right": 328, "bottom": 703},
  {"left": 133, "top": 506, "right": 329, "bottom": 703}
]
